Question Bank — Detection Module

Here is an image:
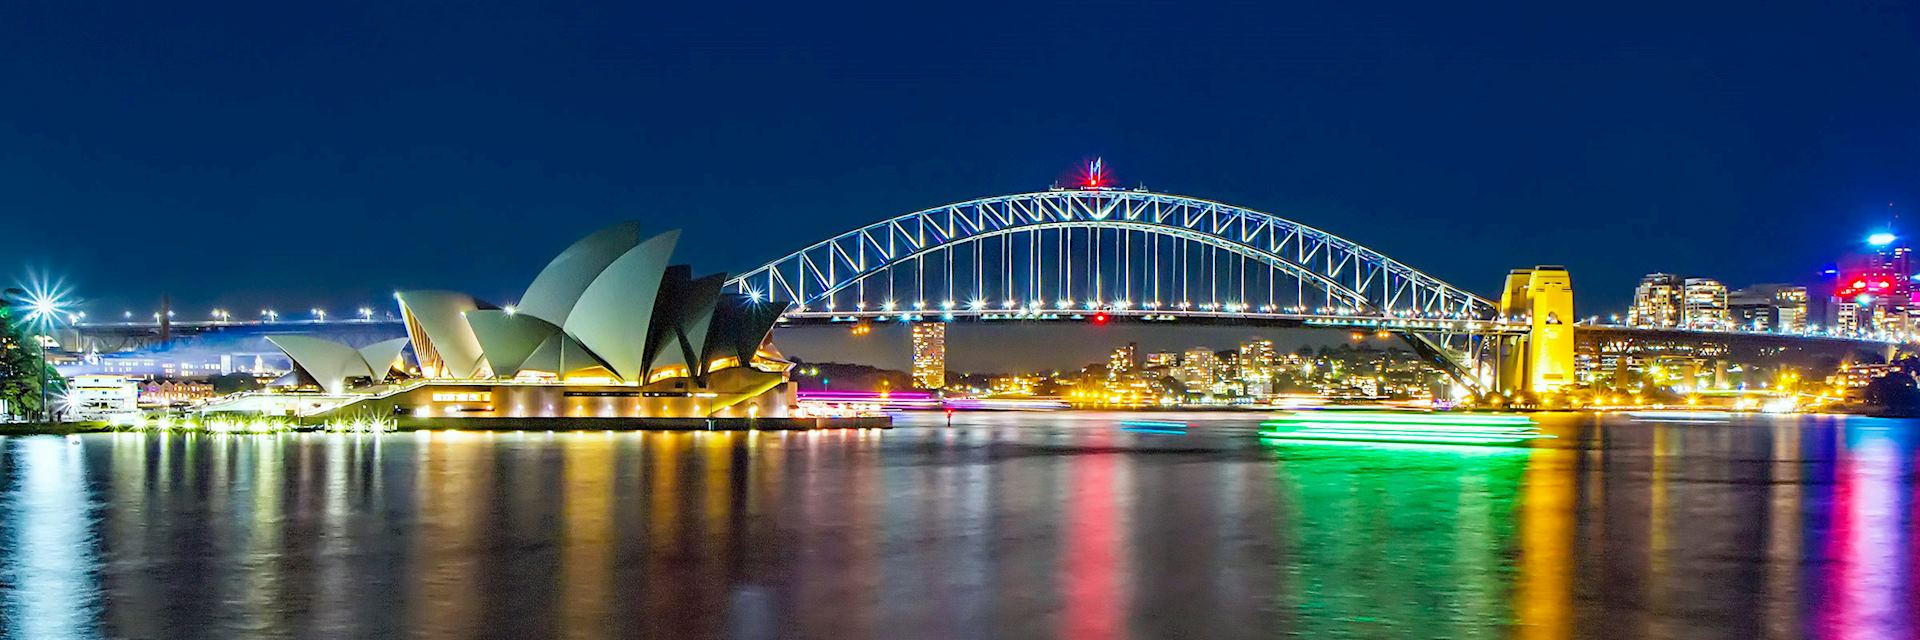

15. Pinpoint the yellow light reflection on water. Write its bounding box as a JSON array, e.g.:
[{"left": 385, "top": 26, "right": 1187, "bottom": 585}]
[
  {"left": 1516, "top": 444, "right": 1574, "bottom": 639},
  {"left": 408, "top": 427, "right": 487, "bottom": 636},
  {"left": 560, "top": 432, "right": 616, "bottom": 638}
]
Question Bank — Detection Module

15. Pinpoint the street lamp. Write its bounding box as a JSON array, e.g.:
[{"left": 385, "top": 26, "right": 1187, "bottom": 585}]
[
  {"left": 358, "top": 307, "right": 373, "bottom": 322},
  {"left": 3, "top": 285, "right": 67, "bottom": 422},
  {"left": 262, "top": 309, "right": 278, "bottom": 323},
  {"left": 312, "top": 308, "right": 327, "bottom": 323}
]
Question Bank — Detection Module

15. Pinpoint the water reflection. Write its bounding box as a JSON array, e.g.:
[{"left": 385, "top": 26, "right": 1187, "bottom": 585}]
[
  {"left": 1, "top": 437, "right": 100, "bottom": 640},
  {"left": 1269, "top": 442, "right": 1528, "bottom": 637},
  {"left": 5, "top": 414, "right": 1920, "bottom": 638},
  {"left": 1818, "top": 425, "right": 1911, "bottom": 640}
]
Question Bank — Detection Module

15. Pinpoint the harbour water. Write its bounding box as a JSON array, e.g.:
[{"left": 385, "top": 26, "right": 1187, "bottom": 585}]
[{"left": 0, "top": 411, "right": 1914, "bottom": 639}]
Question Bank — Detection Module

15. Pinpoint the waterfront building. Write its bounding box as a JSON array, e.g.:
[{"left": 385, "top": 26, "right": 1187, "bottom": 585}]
[
  {"left": 65, "top": 374, "right": 138, "bottom": 420},
  {"left": 911, "top": 322, "right": 947, "bottom": 389},
  {"left": 1143, "top": 351, "right": 1178, "bottom": 371},
  {"left": 261, "top": 222, "right": 796, "bottom": 420},
  {"left": 989, "top": 374, "right": 1038, "bottom": 396},
  {"left": 1682, "top": 278, "right": 1729, "bottom": 330},
  {"left": 1629, "top": 273, "right": 1683, "bottom": 328},
  {"left": 137, "top": 379, "right": 216, "bottom": 407}
]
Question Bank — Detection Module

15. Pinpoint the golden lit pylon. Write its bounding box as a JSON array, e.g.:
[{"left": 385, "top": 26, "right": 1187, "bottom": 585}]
[{"left": 1496, "top": 266, "right": 1576, "bottom": 395}]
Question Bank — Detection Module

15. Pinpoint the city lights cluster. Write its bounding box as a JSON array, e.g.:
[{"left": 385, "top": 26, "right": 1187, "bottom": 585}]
[{"left": 109, "top": 414, "right": 296, "bottom": 433}]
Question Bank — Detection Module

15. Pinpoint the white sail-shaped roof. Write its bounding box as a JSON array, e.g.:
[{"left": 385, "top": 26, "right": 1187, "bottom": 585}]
[
  {"left": 357, "top": 338, "right": 410, "bottom": 382},
  {"left": 396, "top": 290, "right": 490, "bottom": 379},
  {"left": 466, "top": 310, "right": 560, "bottom": 376},
  {"left": 521, "top": 332, "right": 613, "bottom": 379},
  {"left": 564, "top": 230, "right": 679, "bottom": 381},
  {"left": 516, "top": 221, "right": 642, "bottom": 327},
  {"left": 268, "top": 335, "right": 369, "bottom": 394}
]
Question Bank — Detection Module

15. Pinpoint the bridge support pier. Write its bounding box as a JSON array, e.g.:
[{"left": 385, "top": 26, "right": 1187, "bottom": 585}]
[{"left": 1494, "top": 266, "right": 1575, "bottom": 397}]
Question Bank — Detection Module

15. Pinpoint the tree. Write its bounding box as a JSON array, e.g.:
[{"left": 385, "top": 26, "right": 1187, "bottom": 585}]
[
  {"left": 0, "top": 305, "right": 63, "bottom": 420},
  {"left": 1863, "top": 367, "right": 1920, "bottom": 418}
]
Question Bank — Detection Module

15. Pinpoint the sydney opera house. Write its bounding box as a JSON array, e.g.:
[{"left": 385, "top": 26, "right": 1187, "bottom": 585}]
[{"left": 265, "top": 222, "right": 798, "bottom": 422}]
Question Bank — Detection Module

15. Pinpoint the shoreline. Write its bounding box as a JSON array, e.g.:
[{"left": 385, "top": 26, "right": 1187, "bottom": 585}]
[
  {"left": 0, "top": 421, "right": 114, "bottom": 435},
  {"left": 5, "top": 407, "right": 1904, "bottom": 437},
  {"left": 0, "top": 415, "right": 892, "bottom": 436}
]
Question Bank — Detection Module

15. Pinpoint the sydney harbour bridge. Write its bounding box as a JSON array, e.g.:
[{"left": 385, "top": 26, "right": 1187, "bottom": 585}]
[
  {"left": 71, "top": 179, "right": 1896, "bottom": 396},
  {"left": 724, "top": 186, "right": 1531, "bottom": 391}
]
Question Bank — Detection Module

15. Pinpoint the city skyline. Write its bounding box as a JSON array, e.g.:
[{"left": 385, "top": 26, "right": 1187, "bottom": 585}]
[
  {"left": 11, "top": 4, "right": 1920, "bottom": 638},
  {"left": 5, "top": 2, "right": 1918, "bottom": 317}
]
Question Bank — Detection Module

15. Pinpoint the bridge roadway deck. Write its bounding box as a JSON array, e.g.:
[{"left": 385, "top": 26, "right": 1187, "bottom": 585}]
[{"left": 773, "top": 310, "right": 1531, "bottom": 335}]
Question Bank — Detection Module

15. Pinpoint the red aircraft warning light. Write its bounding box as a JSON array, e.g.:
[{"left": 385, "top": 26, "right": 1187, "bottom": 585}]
[{"left": 1091, "top": 312, "right": 1110, "bottom": 325}]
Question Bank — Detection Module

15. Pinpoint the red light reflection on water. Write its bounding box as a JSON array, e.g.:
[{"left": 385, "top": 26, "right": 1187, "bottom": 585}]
[
  {"left": 1819, "top": 429, "right": 1910, "bottom": 640},
  {"left": 1063, "top": 434, "right": 1126, "bottom": 639}
]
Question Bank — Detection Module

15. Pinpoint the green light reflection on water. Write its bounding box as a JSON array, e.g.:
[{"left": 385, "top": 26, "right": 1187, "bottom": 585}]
[{"left": 1270, "top": 440, "right": 1529, "bottom": 638}]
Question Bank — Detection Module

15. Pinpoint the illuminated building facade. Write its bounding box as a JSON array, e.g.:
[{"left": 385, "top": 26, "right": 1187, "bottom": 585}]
[
  {"left": 1050, "top": 337, "right": 1448, "bottom": 406},
  {"left": 1107, "top": 342, "right": 1137, "bottom": 378},
  {"left": 267, "top": 221, "right": 797, "bottom": 420},
  {"left": 1729, "top": 284, "right": 1808, "bottom": 333},
  {"left": 1239, "top": 339, "right": 1276, "bottom": 370},
  {"left": 1682, "top": 278, "right": 1729, "bottom": 330},
  {"left": 64, "top": 375, "right": 139, "bottom": 420},
  {"left": 137, "top": 380, "right": 216, "bottom": 407},
  {"left": 1178, "top": 348, "right": 1218, "bottom": 386},
  {"left": 1830, "top": 234, "right": 1916, "bottom": 337},
  {"left": 910, "top": 322, "right": 946, "bottom": 389},
  {"left": 1629, "top": 273, "right": 1683, "bottom": 328},
  {"left": 1775, "top": 286, "right": 1808, "bottom": 333},
  {"left": 1833, "top": 300, "right": 1861, "bottom": 334}
]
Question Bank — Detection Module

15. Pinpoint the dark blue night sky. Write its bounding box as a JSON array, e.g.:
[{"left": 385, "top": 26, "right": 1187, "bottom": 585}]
[{"left": 3, "top": 0, "right": 1916, "bottom": 316}]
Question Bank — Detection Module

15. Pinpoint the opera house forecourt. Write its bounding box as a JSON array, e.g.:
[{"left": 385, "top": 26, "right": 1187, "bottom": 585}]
[{"left": 262, "top": 222, "right": 879, "bottom": 430}]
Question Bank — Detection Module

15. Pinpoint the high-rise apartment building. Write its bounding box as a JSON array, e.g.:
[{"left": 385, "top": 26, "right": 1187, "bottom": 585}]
[
  {"left": 1238, "top": 339, "right": 1277, "bottom": 397},
  {"left": 1107, "top": 342, "right": 1137, "bottom": 378},
  {"left": 1178, "top": 347, "right": 1218, "bottom": 386},
  {"left": 1142, "top": 351, "right": 1178, "bottom": 376},
  {"left": 1775, "top": 286, "right": 1808, "bottom": 333},
  {"left": 1239, "top": 339, "right": 1276, "bottom": 370},
  {"left": 910, "top": 322, "right": 946, "bottom": 389},
  {"left": 1629, "top": 273, "right": 1683, "bottom": 328},
  {"left": 1682, "top": 278, "right": 1729, "bottom": 330}
]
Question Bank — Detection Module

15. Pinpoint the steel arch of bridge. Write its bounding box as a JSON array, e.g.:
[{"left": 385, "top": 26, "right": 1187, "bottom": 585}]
[{"left": 726, "top": 189, "right": 1499, "bottom": 321}]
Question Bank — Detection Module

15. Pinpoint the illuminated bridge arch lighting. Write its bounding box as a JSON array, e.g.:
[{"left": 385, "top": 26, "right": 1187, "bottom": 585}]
[{"left": 730, "top": 189, "right": 1495, "bottom": 323}]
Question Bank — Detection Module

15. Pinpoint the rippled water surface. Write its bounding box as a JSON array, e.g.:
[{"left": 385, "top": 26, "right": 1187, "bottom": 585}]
[{"left": 0, "top": 412, "right": 1916, "bottom": 639}]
